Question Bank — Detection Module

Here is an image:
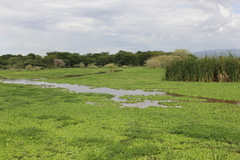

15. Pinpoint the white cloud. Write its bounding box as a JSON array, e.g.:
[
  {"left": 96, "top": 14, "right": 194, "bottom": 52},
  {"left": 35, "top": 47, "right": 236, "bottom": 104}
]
[{"left": 0, "top": 0, "right": 239, "bottom": 56}]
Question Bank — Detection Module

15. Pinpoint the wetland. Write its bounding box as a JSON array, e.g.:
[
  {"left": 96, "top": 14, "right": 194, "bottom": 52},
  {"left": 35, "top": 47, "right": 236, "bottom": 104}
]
[
  {"left": 0, "top": 67, "right": 240, "bottom": 159},
  {"left": 1, "top": 77, "right": 239, "bottom": 107}
]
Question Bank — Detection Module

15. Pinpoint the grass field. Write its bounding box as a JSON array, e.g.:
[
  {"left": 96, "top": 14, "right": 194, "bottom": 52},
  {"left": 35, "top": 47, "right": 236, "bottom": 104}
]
[{"left": 0, "top": 67, "right": 240, "bottom": 159}]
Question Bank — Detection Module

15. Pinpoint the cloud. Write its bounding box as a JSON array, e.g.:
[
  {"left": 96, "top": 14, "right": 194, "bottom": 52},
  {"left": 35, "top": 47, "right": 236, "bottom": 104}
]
[{"left": 0, "top": 0, "right": 239, "bottom": 56}]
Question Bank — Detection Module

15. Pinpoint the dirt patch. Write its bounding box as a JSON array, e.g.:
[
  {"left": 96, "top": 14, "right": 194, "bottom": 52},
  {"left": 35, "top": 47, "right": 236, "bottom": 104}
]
[{"left": 166, "top": 92, "right": 240, "bottom": 105}]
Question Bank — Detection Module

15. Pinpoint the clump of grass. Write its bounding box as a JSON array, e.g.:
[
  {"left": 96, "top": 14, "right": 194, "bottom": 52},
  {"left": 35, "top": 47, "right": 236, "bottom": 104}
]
[
  {"left": 165, "top": 54, "right": 240, "bottom": 82},
  {"left": 87, "top": 63, "right": 98, "bottom": 69},
  {"left": 122, "top": 65, "right": 128, "bottom": 69},
  {"left": 104, "top": 63, "right": 117, "bottom": 68},
  {"left": 25, "top": 64, "right": 42, "bottom": 71},
  {"left": 73, "top": 62, "right": 86, "bottom": 68}
]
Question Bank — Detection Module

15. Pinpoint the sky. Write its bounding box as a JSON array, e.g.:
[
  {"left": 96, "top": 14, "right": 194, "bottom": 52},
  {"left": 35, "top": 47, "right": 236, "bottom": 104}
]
[{"left": 0, "top": 0, "right": 240, "bottom": 56}]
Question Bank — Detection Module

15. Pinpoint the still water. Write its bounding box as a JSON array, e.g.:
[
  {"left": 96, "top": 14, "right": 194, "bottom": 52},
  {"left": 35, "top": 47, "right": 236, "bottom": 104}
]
[
  {"left": 1, "top": 79, "right": 239, "bottom": 107},
  {"left": 1, "top": 79, "right": 177, "bottom": 108}
]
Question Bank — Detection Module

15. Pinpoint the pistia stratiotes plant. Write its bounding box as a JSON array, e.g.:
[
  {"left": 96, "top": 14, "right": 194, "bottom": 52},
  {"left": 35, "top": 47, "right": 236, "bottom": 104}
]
[
  {"left": 0, "top": 77, "right": 240, "bottom": 159},
  {"left": 165, "top": 54, "right": 240, "bottom": 82}
]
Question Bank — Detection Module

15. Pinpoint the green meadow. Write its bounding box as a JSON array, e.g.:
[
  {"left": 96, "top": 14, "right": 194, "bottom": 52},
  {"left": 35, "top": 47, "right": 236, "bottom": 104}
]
[{"left": 0, "top": 67, "right": 240, "bottom": 159}]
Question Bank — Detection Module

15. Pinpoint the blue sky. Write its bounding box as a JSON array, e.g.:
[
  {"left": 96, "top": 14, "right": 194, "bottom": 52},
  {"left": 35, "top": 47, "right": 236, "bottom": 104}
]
[
  {"left": 233, "top": 0, "right": 240, "bottom": 13},
  {"left": 0, "top": 0, "right": 240, "bottom": 56},
  {"left": 0, "top": 38, "right": 6, "bottom": 42}
]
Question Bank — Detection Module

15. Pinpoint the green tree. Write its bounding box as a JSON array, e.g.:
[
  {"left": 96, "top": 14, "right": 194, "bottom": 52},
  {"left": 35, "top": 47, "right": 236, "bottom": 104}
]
[
  {"left": 115, "top": 50, "right": 139, "bottom": 66},
  {"left": 23, "top": 53, "right": 45, "bottom": 67},
  {"left": 136, "top": 51, "right": 152, "bottom": 66},
  {"left": 8, "top": 57, "right": 23, "bottom": 69},
  {"left": 42, "top": 55, "right": 55, "bottom": 68},
  {"left": 96, "top": 55, "right": 115, "bottom": 66}
]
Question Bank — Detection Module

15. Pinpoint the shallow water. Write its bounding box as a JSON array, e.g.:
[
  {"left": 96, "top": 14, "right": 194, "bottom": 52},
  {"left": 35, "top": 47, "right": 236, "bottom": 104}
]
[
  {"left": 1, "top": 79, "right": 239, "bottom": 107},
  {"left": 1, "top": 79, "right": 172, "bottom": 108}
]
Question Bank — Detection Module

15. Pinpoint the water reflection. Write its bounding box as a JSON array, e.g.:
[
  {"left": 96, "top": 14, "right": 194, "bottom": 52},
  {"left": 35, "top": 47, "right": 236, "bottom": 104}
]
[
  {"left": 1, "top": 79, "right": 239, "bottom": 108},
  {"left": 1, "top": 79, "right": 171, "bottom": 108}
]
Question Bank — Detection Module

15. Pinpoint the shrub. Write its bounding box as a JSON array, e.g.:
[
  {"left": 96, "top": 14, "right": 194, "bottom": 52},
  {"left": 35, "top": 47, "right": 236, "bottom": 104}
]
[
  {"left": 73, "top": 64, "right": 79, "bottom": 68},
  {"left": 144, "top": 57, "right": 161, "bottom": 68},
  {"left": 104, "top": 63, "right": 116, "bottom": 68},
  {"left": 145, "top": 54, "right": 190, "bottom": 68},
  {"left": 79, "top": 62, "right": 86, "bottom": 68},
  {"left": 25, "top": 65, "right": 42, "bottom": 71},
  {"left": 71, "top": 62, "right": 86, "bottom": 68},
  {"left": 53, "top": 59, "right": 65, "bottom": 68},
  {"left": 33, "top": 66, "right": 42, "bottom": 71},
  {"left": 144, "top": 49, "right": 193, "bottom": 68},
  {"left": 87, "top": 63, "right": 98, "bottom": 69},
  {"left": 122, "top": 65, "right": 128, "bottom": 69},
  {"left": 25, "top": 64, "right": 33, "bottom": 70}
]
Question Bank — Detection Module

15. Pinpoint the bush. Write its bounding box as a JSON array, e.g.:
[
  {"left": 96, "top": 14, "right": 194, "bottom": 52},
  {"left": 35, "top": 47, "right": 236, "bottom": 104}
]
[
  {"left": 145, "top": 55, "right": 190, "bottom": 68},
  {"left": 25, "top": 64, "right": 42, "bottom": 71},
  {"left": 25, "top": 64, "right": 33, "bottom": 70},
  {"left": 34, "top": 66, "right": 42, "bottom": 71},
  {"left": 104, "top": 63, "right": 116, "bottom": 68},
  {"left": 53, "top": 59, "right": 65, "bottom": 68},
  {"left": 87, "top": 63, "right": 98, "bottom": 69},
  {"left": 0, "top": 64, "right": 7, "bottom": 70},
  {"left": 74, "top": 62, "right": 85, "bottom": 68},
  {"left": 122, "top": 65, "right": 128, "bottom": 69},
  {"left": 144, "top": 57, "right": 161, "bottom": 68},
  {"left": 79, "top": 62, "right": 86, "bottom": 68}
]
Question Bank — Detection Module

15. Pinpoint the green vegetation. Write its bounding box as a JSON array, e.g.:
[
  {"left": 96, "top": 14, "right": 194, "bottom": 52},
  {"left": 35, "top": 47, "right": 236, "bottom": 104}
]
[
  {"left": 165, "top": 54, "right": 240, "bottom": 82},
  {"left": 27, "top": 67, "right": 239, "bottom": 101},
  {"left": 0, "top": 67, "right": 239, "bottom": 100},
  {"left": 144, "top": 49, "right": 193, "bottom": 68},
  {"left": 0, "top": 50, "right": 174, "bottom": 70},
  {"left": 0, "top": 67, "right": 240, "bottom": 159},
  {"left": 0, "top": 68, "right": 110, "bottom": 79}
]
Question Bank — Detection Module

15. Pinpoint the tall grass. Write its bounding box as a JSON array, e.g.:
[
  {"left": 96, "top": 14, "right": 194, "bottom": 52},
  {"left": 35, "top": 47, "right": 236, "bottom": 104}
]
[{"left": 165, "top": 54, "right": 240, "bottom": 82}]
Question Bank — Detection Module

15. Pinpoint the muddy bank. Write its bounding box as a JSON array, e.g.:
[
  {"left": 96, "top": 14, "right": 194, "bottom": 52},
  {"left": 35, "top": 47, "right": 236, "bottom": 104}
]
[
  {"left": 59, "top": 70, "right": 123, "bottom": 78},
  {"left": 166, "top": 93, "right": 240, "bottom": 106}
]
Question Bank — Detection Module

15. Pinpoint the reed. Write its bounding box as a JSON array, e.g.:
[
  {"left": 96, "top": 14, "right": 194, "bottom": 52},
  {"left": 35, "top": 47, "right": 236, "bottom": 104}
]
[{"left": 165, "top": 54, "right": 240, "bottom": 82}]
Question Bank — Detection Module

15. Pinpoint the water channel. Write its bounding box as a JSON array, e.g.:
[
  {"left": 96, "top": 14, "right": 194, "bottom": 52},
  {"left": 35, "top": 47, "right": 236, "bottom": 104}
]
[{"left": 1, "top": 79, "right": 239, "bottom": 108}]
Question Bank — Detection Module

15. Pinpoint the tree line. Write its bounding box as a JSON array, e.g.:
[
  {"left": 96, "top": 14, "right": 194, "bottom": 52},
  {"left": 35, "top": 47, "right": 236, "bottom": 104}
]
[{"left": 0, "top": 50, "right": 176, "bottom": 70}]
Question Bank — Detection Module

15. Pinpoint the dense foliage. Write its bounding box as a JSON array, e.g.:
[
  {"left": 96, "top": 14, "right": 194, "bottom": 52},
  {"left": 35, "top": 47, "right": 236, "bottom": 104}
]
[
  {"left": 165, "top": 55, "right": 240, "bottom": 82},
  {"left": 0, "top": 50, "right": 173, "bottom": 70}
]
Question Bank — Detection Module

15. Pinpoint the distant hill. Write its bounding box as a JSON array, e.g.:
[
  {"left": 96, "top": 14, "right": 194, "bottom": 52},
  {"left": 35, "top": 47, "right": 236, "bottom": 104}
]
[{"left": 193, "top": 49, "right": 240, "bottom": 57}]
